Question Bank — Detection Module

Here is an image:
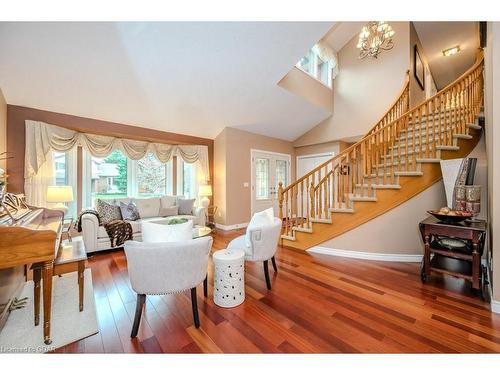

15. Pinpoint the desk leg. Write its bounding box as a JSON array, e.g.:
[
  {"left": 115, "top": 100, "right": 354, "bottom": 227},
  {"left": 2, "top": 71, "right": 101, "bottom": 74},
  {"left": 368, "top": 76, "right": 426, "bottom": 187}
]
[
  {"left": 42, "top": 261, "right": 53, "bottom": 345},
  {"left": 472, "top": 242, "right": 480, "bottom": 290},
  {"left": 78, "top": 261, "right": 84, "bottom": 312},
  {"left": 33, "top": 267, "right": 41, "bottom": 326}
]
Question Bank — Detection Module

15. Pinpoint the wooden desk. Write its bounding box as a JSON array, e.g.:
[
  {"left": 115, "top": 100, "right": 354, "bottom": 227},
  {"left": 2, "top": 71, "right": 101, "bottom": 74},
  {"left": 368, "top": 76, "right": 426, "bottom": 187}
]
[
  {"left": 32, "top": 240, "right": 87, "bottom": 328},
  {"left": 419, "top": 216, "right": 487, "bottom": 296}
]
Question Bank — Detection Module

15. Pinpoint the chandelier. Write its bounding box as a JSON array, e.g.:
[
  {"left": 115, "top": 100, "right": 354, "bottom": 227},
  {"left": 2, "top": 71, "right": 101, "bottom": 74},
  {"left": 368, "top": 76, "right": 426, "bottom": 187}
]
[{"left": 357, "top": 22, "right": 395, "bottom": 59}]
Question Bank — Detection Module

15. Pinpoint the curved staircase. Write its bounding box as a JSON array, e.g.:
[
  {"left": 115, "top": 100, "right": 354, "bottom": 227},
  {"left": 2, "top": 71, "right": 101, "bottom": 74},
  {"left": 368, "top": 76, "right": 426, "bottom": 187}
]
[{"left": 278, "top": 55, "right": 485, "bottom": 251}]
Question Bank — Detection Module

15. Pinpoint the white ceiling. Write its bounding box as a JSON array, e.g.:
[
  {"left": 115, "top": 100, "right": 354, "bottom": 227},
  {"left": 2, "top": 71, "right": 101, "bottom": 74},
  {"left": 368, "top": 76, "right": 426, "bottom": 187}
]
[
  {"left": 0, "top": 22, "right": 333, "bottom": 141},
  {"left": 323, "top": 21, "right": 365, "bottom": 52},
  {"left": 413, "top": 22, "right": 479, "bottom": 89}
]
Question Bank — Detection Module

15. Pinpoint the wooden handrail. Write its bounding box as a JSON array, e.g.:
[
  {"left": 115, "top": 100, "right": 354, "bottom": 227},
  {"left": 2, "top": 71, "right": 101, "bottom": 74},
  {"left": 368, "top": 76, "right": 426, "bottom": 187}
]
[
  {"left": 281, "top": 70, "right": 411, "bottom": 195},
  {"left": 279, "top": 53, "right": 485, "bottom": 240}
]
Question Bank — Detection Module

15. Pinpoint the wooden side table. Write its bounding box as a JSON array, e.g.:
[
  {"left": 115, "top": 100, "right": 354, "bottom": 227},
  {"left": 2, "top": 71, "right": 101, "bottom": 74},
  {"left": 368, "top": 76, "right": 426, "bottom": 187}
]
[
  {"left": 419, "top": 216, "right": 487, "bottom": 297},
  {"left": 32, "top": 240, "right": 87, "bottom": 326}
]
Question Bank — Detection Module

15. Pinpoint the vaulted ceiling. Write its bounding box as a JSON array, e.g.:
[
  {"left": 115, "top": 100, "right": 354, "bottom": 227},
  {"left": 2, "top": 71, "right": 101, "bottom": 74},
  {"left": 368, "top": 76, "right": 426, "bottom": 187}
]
[
  {"left": 413, "top": 22, "right": 479, "bottom": 89},
  {"left": 0, "top": 22, "right": 333, "bottom": 140}
]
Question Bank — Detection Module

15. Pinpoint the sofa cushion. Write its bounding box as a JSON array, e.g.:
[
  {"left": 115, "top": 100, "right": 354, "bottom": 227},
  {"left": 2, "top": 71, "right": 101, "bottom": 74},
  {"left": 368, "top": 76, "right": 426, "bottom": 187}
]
[
  {"left": 142, "top": 220, "right": 193, "bottom": 243},
  {"left": 135, "top": 197, "right": 160, "bottom": 218},
  {"left": 177, "top": 198, "right": 195, "bottom": 215},
  {"left": 159, "top": 205, "right": 178, "bottom": 217},
  {"left": 160, "top": 195, "right": 177, "bottom": 208},
  {"left": 96, "top": 199, "right": 122, "bottom": 224}
]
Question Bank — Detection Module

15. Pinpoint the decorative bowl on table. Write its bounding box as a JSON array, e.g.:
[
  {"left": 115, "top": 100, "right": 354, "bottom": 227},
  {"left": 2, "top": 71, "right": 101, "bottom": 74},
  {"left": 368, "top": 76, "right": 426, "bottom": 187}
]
[{"left": 427, "top": 208, "right": 473, "bottom": 223}]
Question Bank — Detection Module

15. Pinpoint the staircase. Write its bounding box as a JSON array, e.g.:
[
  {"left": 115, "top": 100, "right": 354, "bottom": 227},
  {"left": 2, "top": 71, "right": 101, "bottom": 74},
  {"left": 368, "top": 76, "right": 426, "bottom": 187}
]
[{"left": 278, "top": 54, "right": 485, "bottom": 251}]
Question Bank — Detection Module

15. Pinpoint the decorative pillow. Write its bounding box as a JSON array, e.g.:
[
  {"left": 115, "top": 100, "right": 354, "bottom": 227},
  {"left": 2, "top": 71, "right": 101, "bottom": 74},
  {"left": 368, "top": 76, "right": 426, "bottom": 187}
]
[
  {"left": 120, "top": 201, "right": 141, "bottom": 221},
  {"left": 135, "top": 197, "right": 160, "bottom": 218},
  {"left": 160, "top": 195, "right": 177, "bottom": 209},
  {"left": 96, "top": 199, "right": 122, "bottom": 224},
  {"left": 177, "top": 198, "right": 196, "bottom": 215},
  {"left": 142, "top": 220, "right": 193, "bottom": 243},
  {"left": 159, "top": 205, "right": 179, "bottom": 217},
  {"left": 245, "top": 207, "right": 274, "bottom": 247}
]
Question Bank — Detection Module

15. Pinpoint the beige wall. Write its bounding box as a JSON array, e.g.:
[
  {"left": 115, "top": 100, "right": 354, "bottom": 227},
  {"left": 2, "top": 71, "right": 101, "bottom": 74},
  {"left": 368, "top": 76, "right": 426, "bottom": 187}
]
[
  {"left": 278, "top": 67, "right": 333, "bottom": 113},
  {"left": 320, "top": 181, "right": 446, "bottom": 255},
  {"left": 409, "top": 22, "right": 437, "bottom": 108},
  {"left": 295, "top": 140, "right": 340, "bottom": 157},
  {"left": 214, "top": 127, "right": 295, "bottom": 226},
  {"left": 485, "top": 22, "right": 500, "bottom": 302},
  {"left": 294, "top": 22, "right": 411, "bottom": 147},
  {"left": 0, "top": 88, "right": 6, "bottom": 171}
]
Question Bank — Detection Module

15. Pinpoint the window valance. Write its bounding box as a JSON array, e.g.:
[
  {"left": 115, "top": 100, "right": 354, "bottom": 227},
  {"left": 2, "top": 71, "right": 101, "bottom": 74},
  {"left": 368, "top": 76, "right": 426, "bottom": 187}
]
[{"left": 24, "top": 120, "right": 210, "bottom": 181}]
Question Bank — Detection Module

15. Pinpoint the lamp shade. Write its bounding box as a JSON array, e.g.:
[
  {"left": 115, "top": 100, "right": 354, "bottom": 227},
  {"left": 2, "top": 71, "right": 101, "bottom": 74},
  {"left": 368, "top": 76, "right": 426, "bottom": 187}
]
[
  {"left": 47, "top": 186, "right": 74, "bottom": 203},
  {"left": 198, "top": 184, "right": 213, "bottom": 197}
]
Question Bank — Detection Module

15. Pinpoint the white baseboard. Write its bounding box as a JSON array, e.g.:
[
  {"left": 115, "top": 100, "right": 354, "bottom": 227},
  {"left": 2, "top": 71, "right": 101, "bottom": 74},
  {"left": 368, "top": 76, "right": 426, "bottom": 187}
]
[
  {"left": 491, "top": 300, "right": 500, "bottom": 314},
  {"left": 308, "top": 246, "right": 423, "bottom": 263},
  {"left": 215, "top": 222, "right": 248, "bottom": 231}
]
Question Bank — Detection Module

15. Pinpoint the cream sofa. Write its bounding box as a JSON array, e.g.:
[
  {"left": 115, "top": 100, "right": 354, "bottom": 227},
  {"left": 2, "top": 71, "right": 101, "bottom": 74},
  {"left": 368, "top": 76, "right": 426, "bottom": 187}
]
[{"left": 81, "top": 196, "right": 206, "bottom": 253}]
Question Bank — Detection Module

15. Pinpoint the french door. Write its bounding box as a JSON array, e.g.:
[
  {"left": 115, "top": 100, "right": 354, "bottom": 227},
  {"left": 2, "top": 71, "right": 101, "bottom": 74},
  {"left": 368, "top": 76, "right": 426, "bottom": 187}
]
[{"left": 251, "top": 150, "right": 291, "bottom": 216}]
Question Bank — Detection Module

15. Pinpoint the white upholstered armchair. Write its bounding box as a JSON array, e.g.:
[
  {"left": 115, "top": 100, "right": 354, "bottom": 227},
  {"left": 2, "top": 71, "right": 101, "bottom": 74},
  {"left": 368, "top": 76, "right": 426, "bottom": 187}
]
[
  {"left": 227, "top": 217, "right": 282, "bottom": 290},
  {"left": 124, "top": 236, "right": 213, "bottom": 338}
]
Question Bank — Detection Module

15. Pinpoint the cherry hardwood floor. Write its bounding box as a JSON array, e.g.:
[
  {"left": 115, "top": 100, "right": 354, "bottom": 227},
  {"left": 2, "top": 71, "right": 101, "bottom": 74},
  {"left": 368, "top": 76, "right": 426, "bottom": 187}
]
[{"left": 55, "top": 230, "right": 500, "bottom": 353}]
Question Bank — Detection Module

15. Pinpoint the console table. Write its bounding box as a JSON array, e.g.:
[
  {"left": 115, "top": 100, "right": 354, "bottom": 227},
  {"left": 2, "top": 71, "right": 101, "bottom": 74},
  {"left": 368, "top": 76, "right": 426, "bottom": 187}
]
[{"left": 419, "top": 216, "right": 487, "bottom": 297}]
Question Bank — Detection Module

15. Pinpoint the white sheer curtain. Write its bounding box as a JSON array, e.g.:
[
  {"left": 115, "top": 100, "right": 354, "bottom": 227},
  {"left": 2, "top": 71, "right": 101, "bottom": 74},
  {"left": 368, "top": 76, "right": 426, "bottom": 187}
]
[
  {"left": 24, "top": 151, "right": 55, "bottom": 207},
  {"left": 313, "top": 40, "right": 339, "bottom": 79}
]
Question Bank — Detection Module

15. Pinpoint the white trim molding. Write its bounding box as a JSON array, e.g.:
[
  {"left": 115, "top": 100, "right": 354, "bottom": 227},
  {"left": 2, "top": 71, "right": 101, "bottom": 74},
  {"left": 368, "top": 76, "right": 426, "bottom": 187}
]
[
  {"left": 491, "top": 300, "right": 500, "bottom": 315},
  {"left": 215, "top": 222, "right": 248, "bottom": 231},
  {"left": 308, "top": 246, "right": 423, "bottom": 263}
]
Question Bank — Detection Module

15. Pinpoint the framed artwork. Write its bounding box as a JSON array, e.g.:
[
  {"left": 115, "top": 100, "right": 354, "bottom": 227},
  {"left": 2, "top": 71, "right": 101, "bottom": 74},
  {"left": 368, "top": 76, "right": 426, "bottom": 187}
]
[{"left": 414, "top": 44, "right": 425, "bottom": 90}]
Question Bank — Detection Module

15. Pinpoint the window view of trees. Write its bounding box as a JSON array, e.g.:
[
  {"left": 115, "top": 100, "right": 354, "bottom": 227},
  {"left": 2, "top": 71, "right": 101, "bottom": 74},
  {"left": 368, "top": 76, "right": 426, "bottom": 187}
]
[
  {"left": 137, "top": 153, "right": 167, "bottom": 197},
  {"left": 91, "top": 150, "right": 128, "bottom": 201}
]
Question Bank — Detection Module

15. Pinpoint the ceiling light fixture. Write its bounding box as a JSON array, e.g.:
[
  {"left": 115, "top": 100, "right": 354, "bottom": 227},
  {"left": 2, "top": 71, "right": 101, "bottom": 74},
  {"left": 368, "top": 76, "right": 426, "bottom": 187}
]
[
  {"left": 442, "top": 45, "right": 461, "bottom": 57},
  {"left": 357, "top": 21, "right": 395, "bottom": 59}
]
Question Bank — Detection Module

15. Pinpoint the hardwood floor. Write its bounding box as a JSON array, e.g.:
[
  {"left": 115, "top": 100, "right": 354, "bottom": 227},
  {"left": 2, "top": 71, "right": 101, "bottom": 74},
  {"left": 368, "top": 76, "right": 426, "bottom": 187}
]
[{"left": 55, "top": 230, "right": 500, "bottom": 353}]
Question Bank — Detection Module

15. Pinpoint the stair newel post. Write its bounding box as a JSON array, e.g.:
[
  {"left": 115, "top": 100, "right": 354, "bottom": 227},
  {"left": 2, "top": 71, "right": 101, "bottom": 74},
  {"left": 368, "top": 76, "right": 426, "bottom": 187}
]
[
  {"left": 278, "top": 181, "right": 284, "bottom": 230},
  {"left": 299, "top": 180, "right": 303, "bottom": 228},
  {"left": 284, "top": 189, "right": 289, "bottom": 237}
]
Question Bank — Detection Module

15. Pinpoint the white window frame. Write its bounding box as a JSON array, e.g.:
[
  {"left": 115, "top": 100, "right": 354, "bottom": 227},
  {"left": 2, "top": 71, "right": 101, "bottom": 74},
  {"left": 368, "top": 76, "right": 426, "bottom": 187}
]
[
  {"left": 296, "top": 48, "right": 333, "bottom": 89},
  {"left": 82, "top": 149, "right": 173, "bottom": 208}
]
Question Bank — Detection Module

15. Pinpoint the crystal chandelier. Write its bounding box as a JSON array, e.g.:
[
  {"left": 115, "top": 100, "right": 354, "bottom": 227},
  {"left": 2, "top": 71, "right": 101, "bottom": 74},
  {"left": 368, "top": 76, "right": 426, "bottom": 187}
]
[{"left": 357, "top": 22, "right": 395, "bottom": 59}]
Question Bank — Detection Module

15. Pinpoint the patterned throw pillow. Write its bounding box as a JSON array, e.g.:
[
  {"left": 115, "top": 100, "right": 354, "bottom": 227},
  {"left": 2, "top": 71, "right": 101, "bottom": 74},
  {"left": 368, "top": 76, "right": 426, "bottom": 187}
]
[
  {"left": 96, "top": 199, "right": 122, "bottom": 224},
  {"left": 119, "top": 201, "right": 141, "bottom": 221}
]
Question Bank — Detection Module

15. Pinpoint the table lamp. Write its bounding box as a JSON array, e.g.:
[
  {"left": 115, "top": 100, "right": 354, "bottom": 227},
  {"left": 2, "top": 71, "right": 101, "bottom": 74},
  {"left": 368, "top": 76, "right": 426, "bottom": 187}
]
[
  {"left": 47, "top": 185, "right": 73, "bottom": 215},
  {"left": 198, "top": 184, "right": 212, "bottom": 208}
]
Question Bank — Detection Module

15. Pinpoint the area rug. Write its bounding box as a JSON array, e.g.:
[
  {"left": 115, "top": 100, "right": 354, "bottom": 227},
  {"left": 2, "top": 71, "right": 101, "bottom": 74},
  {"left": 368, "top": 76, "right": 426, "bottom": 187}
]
[{"left": 0, "top": 269, "right": 98, "bottom": 353}]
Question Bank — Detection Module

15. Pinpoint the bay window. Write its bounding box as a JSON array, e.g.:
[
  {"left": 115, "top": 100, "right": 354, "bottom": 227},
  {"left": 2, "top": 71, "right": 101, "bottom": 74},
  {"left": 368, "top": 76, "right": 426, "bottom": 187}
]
[{"left": 82, "top": 150, "right": 173, "bottom": 208}]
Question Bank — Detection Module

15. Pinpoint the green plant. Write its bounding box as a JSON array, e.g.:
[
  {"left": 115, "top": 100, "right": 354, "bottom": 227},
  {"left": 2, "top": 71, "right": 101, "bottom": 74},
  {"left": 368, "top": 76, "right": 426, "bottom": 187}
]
[{"left": 167, "top": 218, "right": 189, "bottom": 225}]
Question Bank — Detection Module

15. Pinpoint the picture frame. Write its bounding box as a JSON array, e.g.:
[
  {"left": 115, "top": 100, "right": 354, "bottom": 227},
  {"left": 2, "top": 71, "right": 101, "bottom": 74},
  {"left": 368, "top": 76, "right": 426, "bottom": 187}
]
[{"left": 414, "top": 44, "right": 425, "bottom": 90}]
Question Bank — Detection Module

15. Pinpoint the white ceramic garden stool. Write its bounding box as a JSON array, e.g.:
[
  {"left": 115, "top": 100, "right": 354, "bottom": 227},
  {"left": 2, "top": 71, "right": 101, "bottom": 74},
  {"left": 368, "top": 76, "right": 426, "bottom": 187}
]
[{"left": 212, "top": 249, "right": 245, "bottom": 308}]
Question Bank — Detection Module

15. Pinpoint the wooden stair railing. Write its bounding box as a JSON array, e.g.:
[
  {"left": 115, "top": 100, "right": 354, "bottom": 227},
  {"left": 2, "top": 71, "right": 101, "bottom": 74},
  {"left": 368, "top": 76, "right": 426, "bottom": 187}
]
[{"left": 278, "top": 54, "right": 484, "bottom": 241}]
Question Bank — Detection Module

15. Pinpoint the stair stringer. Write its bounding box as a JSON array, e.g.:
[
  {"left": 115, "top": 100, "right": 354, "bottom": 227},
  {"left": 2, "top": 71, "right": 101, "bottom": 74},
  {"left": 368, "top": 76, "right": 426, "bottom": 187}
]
[{"left": 282, "top": 126, "right": 483, "bottom": 251}]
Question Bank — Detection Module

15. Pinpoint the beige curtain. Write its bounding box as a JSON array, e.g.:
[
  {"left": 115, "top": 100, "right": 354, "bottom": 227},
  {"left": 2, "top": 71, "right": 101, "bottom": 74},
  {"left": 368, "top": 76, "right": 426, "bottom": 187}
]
[
  {"left": 24, "top": 150, "right": 55, "bottom": 207},
  {"left": 25, "top": 120, "right": 209, "bottom": 183}
]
